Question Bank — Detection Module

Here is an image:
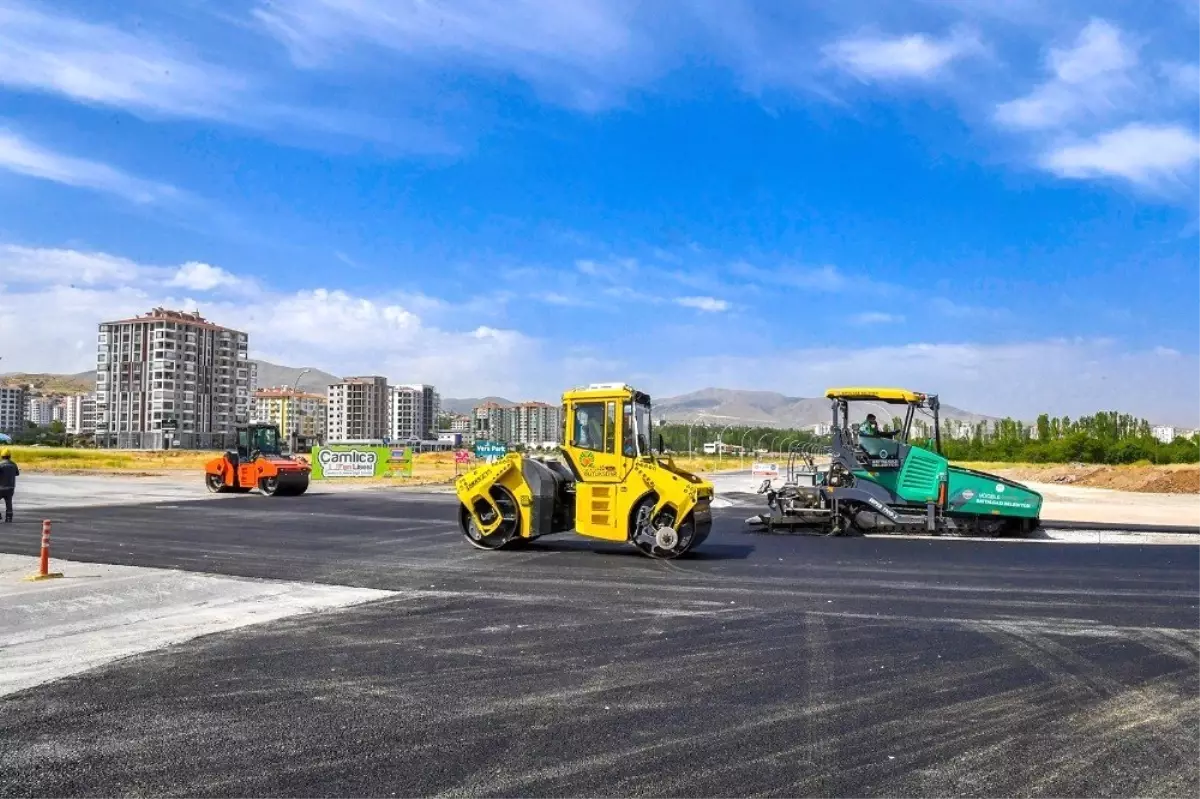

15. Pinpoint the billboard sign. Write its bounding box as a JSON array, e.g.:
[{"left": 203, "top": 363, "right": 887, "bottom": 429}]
[
  {"left": 312, "top": 445, "right": 414, "bottom": 479},
  {"left": 474, "top": 440, "right": 507, "bottom": 459},
  {"left": 751, "top": 462, "right": 780, "bottom": 477},
  {"left": 454, "top": 449, "right": 471, "bottom": 464}
]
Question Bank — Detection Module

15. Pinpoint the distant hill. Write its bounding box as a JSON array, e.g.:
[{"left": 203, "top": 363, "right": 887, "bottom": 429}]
[
  {"left": 252, "top": 361, "right": 341, "bottom": 394},
  {"left": 0, "top": 365, "right": 999, "bottom": 426},
  {"left": 440, "top": 396, "right": 516, "bottom": 415},
  {"left": 653, "top": 388, "right": 996, "bottom": 428},
  {"left": 0, "top": 372, "right": 94, "bottom": 395}
]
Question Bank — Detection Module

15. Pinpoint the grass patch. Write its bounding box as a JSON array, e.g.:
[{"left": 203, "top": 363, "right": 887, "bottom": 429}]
[{"left": 7, "top": 446, "right": 215, "bottom": 472}]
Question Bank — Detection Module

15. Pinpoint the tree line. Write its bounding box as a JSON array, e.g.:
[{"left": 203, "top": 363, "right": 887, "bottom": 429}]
[
  {"left": 918, "top": 412, "right": 1198, "bottom": 465},
  {"left": 5, "top": 420, "right": 95, "bottom": 448},
  {"left": 657, "top": 411, "right": 1198, "bottom": 465},
  {"left": 655, "top": 424, "right": 822, "bottom": 456}
]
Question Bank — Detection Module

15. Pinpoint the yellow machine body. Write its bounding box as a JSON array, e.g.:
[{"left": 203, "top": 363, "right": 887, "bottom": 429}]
[{"left": 454, "top": 383, "right": 714, "bottom": 559}]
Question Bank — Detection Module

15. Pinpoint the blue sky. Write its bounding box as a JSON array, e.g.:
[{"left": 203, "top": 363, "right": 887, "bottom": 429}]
[{"left": 0, "top": 0, "right": 1197, "bottom": 423}]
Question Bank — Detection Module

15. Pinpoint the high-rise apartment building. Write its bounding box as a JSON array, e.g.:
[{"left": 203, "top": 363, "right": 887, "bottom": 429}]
[
  {"left": 473, "top": 402, "right": 509, "bottom": 442},
  {"left": 390, "top": 383, "right": 440, "bottom": 441},
  {"left": 252, "top": 388, "right": 328, "bottom": 448},
  {"left": 0, "top": 387, "right": 26, "bottom": 435},
  {"left": 94, "top": 307, "right": 251, "bottom": 449},
  {"left": 26, "top": 396, "right": 58, "bottom": 427},
  {"left": 472, "top": 401, "right": 563, "bottom": 447},
  {"left": 64, "top": 393, "right": 96, "bottom": 436},
  {"left": 513, "top": 402, "right": 561, "bottom": 446},
  {"left": 326, "top": 376, "right": 389, "bottom": 442}
]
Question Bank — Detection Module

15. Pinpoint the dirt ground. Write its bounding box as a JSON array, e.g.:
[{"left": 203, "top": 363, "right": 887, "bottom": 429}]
[
  {"left": 974, "top": 462, "right": 1200, "bottom": 495},
  {"left": 944, "top": 463, "right": 1198, "bottom": 527}
]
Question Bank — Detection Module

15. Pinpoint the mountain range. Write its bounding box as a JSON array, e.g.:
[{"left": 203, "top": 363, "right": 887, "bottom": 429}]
[
  {"left": 448, "top": 387, "right": 995, "bottom": 428},
  {"left": 3, "top": 363, "right": 996, "bottom": 427}
]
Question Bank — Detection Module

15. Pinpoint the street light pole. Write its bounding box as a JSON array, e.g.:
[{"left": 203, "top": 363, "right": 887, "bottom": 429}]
[
  {"left": 717, "top": 424, "right": 733, "bottom": 463},
  {"left": 290, "top": 368, "right": 310, "bottom": 453},
  {"left": 756, "top": 432, "right": 771, "bottom": 458},
  {"left": 687, "top": 413, "right": 708, "bottom": 456}
]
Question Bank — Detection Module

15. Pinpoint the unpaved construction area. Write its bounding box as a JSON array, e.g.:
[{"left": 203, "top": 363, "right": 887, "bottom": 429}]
[
  {"left": 0, "top": 491, "right": 1196, "bottom": 796},
  {"left": 990, "top": 462, "right": 1199, "bottom": 494}
]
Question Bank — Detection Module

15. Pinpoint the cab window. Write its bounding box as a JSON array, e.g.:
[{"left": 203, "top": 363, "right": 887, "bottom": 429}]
[
  {"left": 622, "top": 402, "right": 635, "bottom": 456},
  {"left": 572, "top": 402, "right": 606, "bottom": 452},
  {"left": 604, "top": 402, "right": 616, "bottom": 454}
]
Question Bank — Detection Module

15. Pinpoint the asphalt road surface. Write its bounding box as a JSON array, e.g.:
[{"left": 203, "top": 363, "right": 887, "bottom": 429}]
[{"left": 0, "top": 491, "right": 1197, "bottom": 797}]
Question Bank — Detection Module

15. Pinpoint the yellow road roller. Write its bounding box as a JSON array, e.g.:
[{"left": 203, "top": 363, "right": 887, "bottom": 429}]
[{"left": 454, "top": 383, "right": 714, "bottom": 559}]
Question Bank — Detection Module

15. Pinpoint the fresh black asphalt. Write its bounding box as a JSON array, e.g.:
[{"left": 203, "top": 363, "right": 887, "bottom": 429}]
[{"left": 0, "top": 490, "right": 1197, "bottom": 797}]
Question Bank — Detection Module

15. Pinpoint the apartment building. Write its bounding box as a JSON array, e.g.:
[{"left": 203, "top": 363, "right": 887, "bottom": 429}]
[
  {"left": 94, "top": 307, "right": 251, "bottom": 449},
  {"left": 26, "top": 396, "right": 59, "bottom": 427},
  {"left": 473, "top": 402, "right": 510, "bottom": 443},
  {"left": 513, "top": 402, "right": 561, "bottom": 446},
  {"left": 1152, "top": 425, "right": 1177, "bottom": 444},
  {"left": 64, "top": 393, "right": 96, "bottom": 436},
  {"left": 0, "top": 387, "right": 26, "bottom": 435},
  {"left": 252, "top": 388, "right": 327, "bottom": 448},
  {"left": 326, "top": 376, "right": 389, "bottom": 442},
  {"left": 444, "top": 413, "right": 472, "bottom": 433},
  {"left": 472, "top": 401, "right": 563, "bottom": 447},
  {"left": 390, "top": 384, "right": 440, "bottom": 441}
]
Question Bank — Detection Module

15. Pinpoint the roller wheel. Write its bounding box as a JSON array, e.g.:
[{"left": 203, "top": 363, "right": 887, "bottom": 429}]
[
  {"left": 259, "top": 476, "right": 280, "bottom": 496},
  {"left": 459, "top": 485, "right": 520, "bottom": 551},
  {"left": 629, "top": 496, "right": 697, "bottom": 559},
  {"left": 205, "top": 473, "right": 227, "bottom": 493}
]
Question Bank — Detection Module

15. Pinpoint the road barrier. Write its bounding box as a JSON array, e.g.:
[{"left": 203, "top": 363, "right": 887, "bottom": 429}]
[{"left": 25, "top": 519, "right": 64, "bottom": 581}]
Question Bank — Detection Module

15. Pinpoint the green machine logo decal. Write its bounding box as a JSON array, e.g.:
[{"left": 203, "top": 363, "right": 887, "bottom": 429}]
[{"left": 579, "top": 451, "right": 595, "bottom": 467}]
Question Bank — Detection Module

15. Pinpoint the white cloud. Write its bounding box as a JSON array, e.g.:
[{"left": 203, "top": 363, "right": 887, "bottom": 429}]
[
  {"left": 0, "top": 244, "right": 552, "bottom": 399},
  {"left": 0, "top": 0, "right": 250, "bottom": 121},
  {"left": 536, "top": 291, "right": 591, "bottom": 307},
  {"left": 823, "top": 27, "right": 983, "bottom": 81},
  {"left": 1, "top": 245, "right": 248, "bottom": 293},
  {"left": 1040, "top": 123, "right": 1200, "bottom": 188},
  {"left": 168, "top": 262, "right": 251, "bottom": 292},
  {"left": 731, "top": 261, "right": 851, "bottom": 291},
  {"left": 0, "top": 244, "right": 142, "bottom": 285},
  {"left": 852, "top": 312, "right": 904, "bottom": 324},
  {"left": 656, "top": 339, "right": 1200, "bottom": 427},
  {"left": 0, "top": 1, "right": 441, "bottom": 151},
  {"left": 995, "top": 19, "right": 1138, "bottom": 131},
  {"left": 676, "top": 296, "right": 729, "bottom": 312},
  {"left": 1161, "top": 62, "right": 1200, "bottom": 95},
  {"left": 254, "top": 0, "right": 661, "bottom": 111},
  {"left": 0, "top": 129, "right": 182, "bottom": 204}
]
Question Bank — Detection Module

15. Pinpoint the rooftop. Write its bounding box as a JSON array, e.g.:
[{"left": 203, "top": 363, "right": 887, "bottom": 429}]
[{"left": 103, "top": 307, "right": 245, "bottom": 334}]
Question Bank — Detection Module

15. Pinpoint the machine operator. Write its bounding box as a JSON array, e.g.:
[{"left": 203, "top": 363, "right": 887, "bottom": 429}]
[{"left": 860, "top": 414, "right": 897, "bottom": 439}]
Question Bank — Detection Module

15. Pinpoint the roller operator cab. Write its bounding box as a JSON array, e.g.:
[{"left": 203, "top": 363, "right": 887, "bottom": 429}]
[
  {"left": 454, "top": 383, "right": 715, "bottom": 559},
  {"left": 760, "top": 387, "right": 1042, "bottom": 536},
  {"left": 204, "top": 423, "right": 311, "bottom": 496}
]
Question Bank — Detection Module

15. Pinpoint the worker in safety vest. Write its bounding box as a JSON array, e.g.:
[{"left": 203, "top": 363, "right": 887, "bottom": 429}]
[
  {"left": 0, "top": 448, "right": 18, "bottom": 523},
  {"left": 860, "top": 414, "right": 881, "bottom": 436}
]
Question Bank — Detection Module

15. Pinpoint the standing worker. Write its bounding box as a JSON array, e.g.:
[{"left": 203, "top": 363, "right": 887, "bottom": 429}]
[{"left": 0, "top": 448, "right": 17, "bottom": 523}]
